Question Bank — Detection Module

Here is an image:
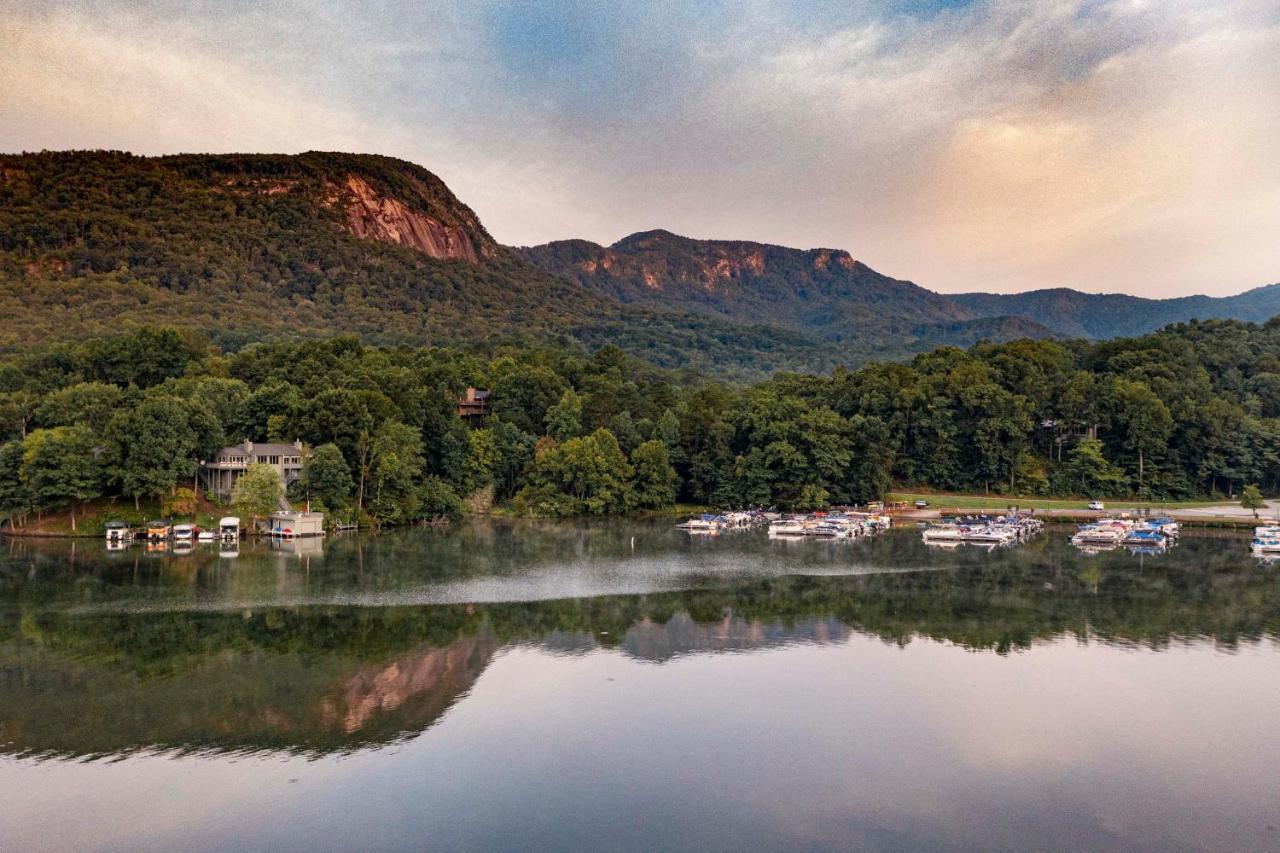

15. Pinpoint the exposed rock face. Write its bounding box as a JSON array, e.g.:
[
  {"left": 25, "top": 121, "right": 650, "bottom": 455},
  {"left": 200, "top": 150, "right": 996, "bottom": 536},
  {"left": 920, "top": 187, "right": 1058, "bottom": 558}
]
[
  {"left": 336, "top": 629, "right": 496, "bottom": 734},
  {"left": 340, "top": 175, "right": 482, "bottom": 263}
]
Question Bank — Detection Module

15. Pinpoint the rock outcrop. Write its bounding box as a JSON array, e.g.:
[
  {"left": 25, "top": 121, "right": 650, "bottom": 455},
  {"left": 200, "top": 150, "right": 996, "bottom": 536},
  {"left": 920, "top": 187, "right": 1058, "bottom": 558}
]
[{"left": 339, "top": 174, "right": 484, "bottom": 264}]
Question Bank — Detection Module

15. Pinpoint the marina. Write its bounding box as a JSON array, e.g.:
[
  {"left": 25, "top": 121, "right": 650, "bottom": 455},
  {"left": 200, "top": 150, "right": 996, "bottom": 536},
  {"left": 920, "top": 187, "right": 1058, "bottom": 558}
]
[
  {"left": 920, "top": 514, "right": 1045, "bottom": 548},
  {"left": 1071, "top": 516, "right": 1181, "bottom": 555}
]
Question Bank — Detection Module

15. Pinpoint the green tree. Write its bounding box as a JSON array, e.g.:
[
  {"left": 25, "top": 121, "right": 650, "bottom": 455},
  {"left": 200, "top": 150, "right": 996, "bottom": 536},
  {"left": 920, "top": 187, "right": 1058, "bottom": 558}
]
[
  {"left": 518, "top": 429, "right": 634, "bottom": 516},
  {"left": 21, "top": 426, "right": 101, "bottom": 530},
  {"left": 299, "top": 443, "right": 353, "bottom": 510},
  {"left": 231, "top": 463, "right": 283, "bottom": 530},
  {"left": 544, "top": 388, "right": 583, "bottom": 442},
  {"left": 1052, "top": 438, "right": 1127, "bottom": 497},
  {"left": 104, "top": 395, "right": 202, "bottom": 509},
  {"left": 367, "top": 421, "right": 425, "bottom": 525},
  {"left": 1241, "top": 483, "right": 1265, "bottom": 517},
  {"left": 34, "top": 382, "right": 125, "bottom": 433},
  {"left": 1112, "top": 379, "right": 1173, "bottom": 496},
  {"left": 0, "top": 440, "right": 30, "bottom": 527},
  {"left": 631, "top": 440, "right": 678, "bottom": 509}
]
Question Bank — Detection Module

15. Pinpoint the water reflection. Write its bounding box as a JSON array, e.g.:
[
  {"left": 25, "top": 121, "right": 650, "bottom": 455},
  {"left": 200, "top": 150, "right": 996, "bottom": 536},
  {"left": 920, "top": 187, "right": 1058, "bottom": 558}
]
[{"left": 1, "top": 522, "right": 1276, "bottom": 762}]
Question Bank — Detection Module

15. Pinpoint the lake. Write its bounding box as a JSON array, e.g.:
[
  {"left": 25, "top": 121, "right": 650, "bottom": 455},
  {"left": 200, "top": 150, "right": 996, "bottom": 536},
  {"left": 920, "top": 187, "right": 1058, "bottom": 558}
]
[{"left": 1, "top": 520, "right": 1278, "bottom": 852}]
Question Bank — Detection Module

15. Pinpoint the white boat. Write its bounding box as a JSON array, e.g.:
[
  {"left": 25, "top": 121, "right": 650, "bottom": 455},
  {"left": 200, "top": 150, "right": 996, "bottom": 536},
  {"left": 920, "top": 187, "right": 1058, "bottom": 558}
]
[
  {"left": 769, "top": 519, "right": 806, "bottom": 537},
  {"left": 172, "top": 523, "right": 196, "bottom": 541},
  {"left": 197, "top": 530, "right": 217, "bottom": 542},
  {"left": 1251, "top": 535, "right": 1280, "bottom": 553},
  {"left": 1072, "top": 520, "right": 1130, "bottom": 546},
  {"left": 922, "top": 524, "right": 964, "bottom": 542},
  {"left": 104, "top": 520, "right": 132, "bottom": 543},
  {"left": 219, "top": 517, "right": 241, "bottom": 540},
  {"left": 964, "top": 525, "right": 1017, "bottom": 544},
  {"left": 680, "top": 515, "right": 721, "bottom": 534}
]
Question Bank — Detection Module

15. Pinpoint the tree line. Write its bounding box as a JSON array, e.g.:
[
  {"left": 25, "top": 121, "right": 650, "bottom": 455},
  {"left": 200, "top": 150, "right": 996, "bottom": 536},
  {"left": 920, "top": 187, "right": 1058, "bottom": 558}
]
[{"left": 0, "top": 317, "right": 1277, "bottom": 528}]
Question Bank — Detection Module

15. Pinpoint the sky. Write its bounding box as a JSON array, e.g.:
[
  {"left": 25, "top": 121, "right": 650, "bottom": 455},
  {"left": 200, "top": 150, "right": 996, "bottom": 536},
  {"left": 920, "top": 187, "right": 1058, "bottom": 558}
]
[{"left": 2, "top": 0, "right": 1278, "bottom": 296}]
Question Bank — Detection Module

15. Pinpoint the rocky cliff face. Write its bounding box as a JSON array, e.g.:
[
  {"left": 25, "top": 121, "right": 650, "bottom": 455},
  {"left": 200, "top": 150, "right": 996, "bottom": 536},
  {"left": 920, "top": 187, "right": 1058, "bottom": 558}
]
[
  {"left": 337, "top": 174, "right": 488, "bottom": 264},
  {"left": 517, "top": 229, "right": 993, "bottom": 348}
]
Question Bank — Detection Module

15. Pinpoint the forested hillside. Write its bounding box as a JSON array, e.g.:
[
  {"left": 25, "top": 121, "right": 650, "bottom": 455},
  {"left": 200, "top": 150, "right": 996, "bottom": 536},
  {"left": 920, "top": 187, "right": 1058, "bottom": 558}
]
[
  {"left": 0, "top": 151, "right": 841, "bottom": 378},
  {"left": 2, "top": 318, "right": 1277, "bottom": 531},
  {"left": 518, "top": 230, "right": 1055, "bottom": 349},
  {"left": 6, "top": 151, "right": 1276, "bottom": 380},
  {"left": 952, "top": 285, "right": 1280, "bottom": 339}
]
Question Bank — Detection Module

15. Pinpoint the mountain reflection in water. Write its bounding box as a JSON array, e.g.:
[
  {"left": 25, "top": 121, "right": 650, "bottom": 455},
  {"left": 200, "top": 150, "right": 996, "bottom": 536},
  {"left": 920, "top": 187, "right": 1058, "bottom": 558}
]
[{"left": 0, "top": 520, "right": 1276, "bottom": 762}]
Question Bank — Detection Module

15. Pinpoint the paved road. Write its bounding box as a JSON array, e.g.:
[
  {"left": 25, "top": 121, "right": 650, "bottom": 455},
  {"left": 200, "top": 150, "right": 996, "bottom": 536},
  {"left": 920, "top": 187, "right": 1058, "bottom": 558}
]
[{"left": 1173, "top": 499, "right": 1280, "bottom": 520}]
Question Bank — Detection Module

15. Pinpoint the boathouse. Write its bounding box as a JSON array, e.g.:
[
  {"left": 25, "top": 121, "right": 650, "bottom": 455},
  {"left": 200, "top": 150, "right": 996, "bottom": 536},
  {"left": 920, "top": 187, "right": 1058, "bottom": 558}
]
[{"left": 266, "top": 510, "right": 325, "bottom": 538}]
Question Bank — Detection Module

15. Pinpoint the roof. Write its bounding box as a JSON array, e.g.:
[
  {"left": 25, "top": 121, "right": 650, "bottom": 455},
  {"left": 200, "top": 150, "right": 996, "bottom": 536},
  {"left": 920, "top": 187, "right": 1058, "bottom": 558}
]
[{"left": 214, "top": 441, "right": 303, "bottom": 457}]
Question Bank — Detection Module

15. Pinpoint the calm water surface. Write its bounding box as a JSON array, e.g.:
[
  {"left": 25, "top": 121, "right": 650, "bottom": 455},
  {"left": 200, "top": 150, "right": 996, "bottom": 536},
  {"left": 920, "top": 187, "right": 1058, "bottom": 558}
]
[{"left": 1, "top": 521, "right": 1278, "bottom": 852}]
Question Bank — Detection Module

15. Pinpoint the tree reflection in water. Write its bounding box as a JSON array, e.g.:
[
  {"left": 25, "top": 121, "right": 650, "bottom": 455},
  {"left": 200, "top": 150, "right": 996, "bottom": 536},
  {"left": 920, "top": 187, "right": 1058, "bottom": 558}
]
[{"left": 0, "top": 521, "right": 1275, "bottom": 760}]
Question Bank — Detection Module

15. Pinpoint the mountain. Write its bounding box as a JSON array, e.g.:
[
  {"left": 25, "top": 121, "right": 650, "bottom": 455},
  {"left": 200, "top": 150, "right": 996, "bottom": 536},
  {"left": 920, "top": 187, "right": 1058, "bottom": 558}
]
[
  {"left": 517, "top": 230, "right": 1053, "bottom": 350},
  {"left": 2, "top": 150, "right": 1275, "bottom": 378},
  {"left": 951, "top": 285, "right": 1280, "bottom": 339},
  {"left": 0, "top": 151, "right": 842, "bottom": 377},
  {"left": 519, "top": 229, "right": 1280, "bottom": 348}
]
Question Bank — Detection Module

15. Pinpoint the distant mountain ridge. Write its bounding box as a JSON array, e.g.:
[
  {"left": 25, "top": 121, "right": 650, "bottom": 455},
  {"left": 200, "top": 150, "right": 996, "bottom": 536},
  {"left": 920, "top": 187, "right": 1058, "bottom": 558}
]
[
  {"left": 2, "top": 150, "right": 1276, "bottom": 379},
  {"left": 950, "top": 285, "right": 1280, "bottom": 339},
  {"left": 518, "top": 230, "right": 1055, "bottom": 351},
  {"left": 519, "top": 229, "right": 1280, "bottom": 343}
]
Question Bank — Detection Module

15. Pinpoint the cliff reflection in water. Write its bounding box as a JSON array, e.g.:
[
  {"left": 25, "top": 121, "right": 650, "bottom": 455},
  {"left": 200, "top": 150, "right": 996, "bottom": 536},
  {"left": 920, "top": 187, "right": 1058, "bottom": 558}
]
[{"left": 0, "top": 520, "right": 1276, "bottom": 760}]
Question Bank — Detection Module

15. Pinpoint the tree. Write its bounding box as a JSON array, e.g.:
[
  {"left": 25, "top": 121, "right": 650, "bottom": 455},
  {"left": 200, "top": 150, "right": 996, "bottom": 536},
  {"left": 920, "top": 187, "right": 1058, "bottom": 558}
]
[
  {"left": 20, "top": 426, "right": 101, "bottom": 530},
  {"left": 164, "top": 487, "right": 198, "bottom": 519},
  {"left": 34, "top": 382, "right": 124, "bottom": 433},
  {"left": 104, "top": 395, "right": 202, "bottom": 508},
  {"left": 631, "top": 440, "right": 678, "bottom": 509},
  {"left": 231, "top": 463, "right": 283, "bottom": 530},
  {"left": 1241, "top": 484, "right": 1265, "bottom": 518},
  {"left": 367, "top": 421, "right": 425, "bottom": 524},
  {"left": 0, "top": 440, "right": 30, "bottom": 527},
  {"left": 517, "top": 429, "right": 634, "bottom": 516},
  {"left": 1112, "top": 379, "right": 1173, "bottom": 496},
  {"left": 1051, "top": 438, "right": 1127, "bottom": 497},
  {"left": 299, "top": 443, "right": 353, "bottom": 510},
  {"left": 489, "top": 364, "right": 566, "bottom": 435},
  {"left": 544, "top": 388, "right": 583, "bottom": 442}
]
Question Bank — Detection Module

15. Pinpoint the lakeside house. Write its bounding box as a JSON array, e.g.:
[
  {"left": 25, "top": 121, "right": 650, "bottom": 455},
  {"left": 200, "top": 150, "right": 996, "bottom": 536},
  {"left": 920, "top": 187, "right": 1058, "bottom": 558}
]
[
  {"left": 457, "top": 387, "right": 490, "bottom": 424},
  {"left": 202, "top": 440, "right": 308, "bottom": 500}
]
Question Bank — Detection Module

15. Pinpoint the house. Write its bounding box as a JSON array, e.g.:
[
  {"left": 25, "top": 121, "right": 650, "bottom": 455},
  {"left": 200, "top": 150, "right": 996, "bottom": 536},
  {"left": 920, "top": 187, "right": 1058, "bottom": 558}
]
[
  {"left": 457, "top": 387, "right": 490, "bottom": 423},
  {"left": 1039, "top": 419, "right": 1099, "bottom": 461},
  {"left": 202, "top": 440, "right": 308, "bottom": 500}
]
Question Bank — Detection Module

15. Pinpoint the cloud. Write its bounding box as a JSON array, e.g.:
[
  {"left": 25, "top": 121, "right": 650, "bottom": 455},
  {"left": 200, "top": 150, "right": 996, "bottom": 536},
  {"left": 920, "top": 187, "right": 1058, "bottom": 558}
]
[{"left": 0, "top": 0, "right": 1277, "bottom": 296}]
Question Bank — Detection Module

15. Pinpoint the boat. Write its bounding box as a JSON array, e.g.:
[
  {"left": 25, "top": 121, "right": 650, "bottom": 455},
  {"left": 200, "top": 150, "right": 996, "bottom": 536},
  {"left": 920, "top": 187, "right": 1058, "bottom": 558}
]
[
  {"left": 1251, "top": 533, "right": 1280, "bottom": 554},
  {"left": 769, "top": 518, "right": 806, "bottom": 537},
  {"left": 172, "top": 523, "right": 197, "bottom": 541},
  {"left": 1122, "top": 528, "right": 1167, "bottom": 548},
  {"left": 678, "top": 514, "right": 721, "bottom": 534},
  {"left": 219, "top": 517, "right": 240, "bottom": 540},
  {"left": 1072, "top": 520, "right": 1130, "bottom": 547},
  {"left": 143, "top": 520, "right": 171, "bottom": 541},
  {"left": 103, "top": 520, "right": 132, "bottom": 543},
  {"left": 922, "top": 523, "right": 964, "bottom": 542},
  {"left": 197, "top": 530, "right": 217, "bottom": 542},
  {"left": 804, "top": 521, "right": 844, "bottom": 538}
]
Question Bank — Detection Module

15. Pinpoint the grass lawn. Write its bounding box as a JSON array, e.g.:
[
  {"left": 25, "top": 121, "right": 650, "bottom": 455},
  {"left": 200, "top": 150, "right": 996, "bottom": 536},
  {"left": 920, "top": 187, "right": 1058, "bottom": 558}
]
[{"left": 887, "top": 491, "right": 1219, "bottom": 511}]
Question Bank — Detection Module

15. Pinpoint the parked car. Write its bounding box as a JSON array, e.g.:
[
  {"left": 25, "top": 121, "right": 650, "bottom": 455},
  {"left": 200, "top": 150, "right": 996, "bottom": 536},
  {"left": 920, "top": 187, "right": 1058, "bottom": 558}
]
[
  {"left": 1088, "top": 500, "right": 1105, "bottom": 510},
  {"left": 914, "top": 499, "right": 929, "bottom": 508}
]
